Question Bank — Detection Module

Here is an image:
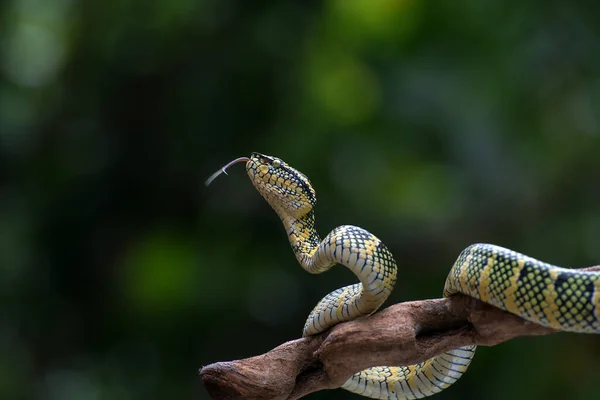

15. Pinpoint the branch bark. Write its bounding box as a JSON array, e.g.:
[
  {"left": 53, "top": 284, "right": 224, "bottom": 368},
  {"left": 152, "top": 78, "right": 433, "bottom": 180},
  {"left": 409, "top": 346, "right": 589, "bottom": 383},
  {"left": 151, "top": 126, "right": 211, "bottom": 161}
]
[{"left": 200, "top": 266, "right": 600, "bottom": 400}]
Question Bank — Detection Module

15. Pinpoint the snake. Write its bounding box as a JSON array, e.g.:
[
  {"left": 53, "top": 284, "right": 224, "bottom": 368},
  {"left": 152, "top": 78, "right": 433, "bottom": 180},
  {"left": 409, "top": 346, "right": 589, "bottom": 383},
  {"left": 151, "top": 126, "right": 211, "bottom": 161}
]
[{"left": 206, "top": 152, "right": 600, "bottom": 399}]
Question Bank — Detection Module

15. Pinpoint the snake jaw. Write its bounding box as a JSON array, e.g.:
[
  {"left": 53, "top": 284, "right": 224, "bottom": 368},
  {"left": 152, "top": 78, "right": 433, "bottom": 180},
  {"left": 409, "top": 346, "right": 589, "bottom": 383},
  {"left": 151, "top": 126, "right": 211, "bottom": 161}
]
[{"left": 246, "top": 153, "right": 316, "bottom": 219}]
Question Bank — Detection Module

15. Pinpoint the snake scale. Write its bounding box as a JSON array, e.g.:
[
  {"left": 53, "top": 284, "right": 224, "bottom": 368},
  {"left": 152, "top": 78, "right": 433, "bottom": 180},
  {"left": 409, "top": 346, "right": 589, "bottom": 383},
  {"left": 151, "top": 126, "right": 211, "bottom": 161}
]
[{"left": 206, "top": 152, "right": 600, "bottom": 399}]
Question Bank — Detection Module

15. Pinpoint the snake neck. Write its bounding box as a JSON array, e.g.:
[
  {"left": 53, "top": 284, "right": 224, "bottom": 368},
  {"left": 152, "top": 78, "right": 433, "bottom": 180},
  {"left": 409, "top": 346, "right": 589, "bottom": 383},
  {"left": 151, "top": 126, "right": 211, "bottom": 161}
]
[
  {"left": 277, "top": 206, "right": 397, "bottom": 336},
  {"left": 279, "top": 210, "right": 329, "bottom": 272}
]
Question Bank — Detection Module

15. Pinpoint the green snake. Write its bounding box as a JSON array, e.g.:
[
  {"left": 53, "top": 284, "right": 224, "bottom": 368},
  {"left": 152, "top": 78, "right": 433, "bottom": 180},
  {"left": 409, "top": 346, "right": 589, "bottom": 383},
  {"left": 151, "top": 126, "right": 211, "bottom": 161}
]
[{"left": 206, "top": 152, "right": 600, "bottom": 399}]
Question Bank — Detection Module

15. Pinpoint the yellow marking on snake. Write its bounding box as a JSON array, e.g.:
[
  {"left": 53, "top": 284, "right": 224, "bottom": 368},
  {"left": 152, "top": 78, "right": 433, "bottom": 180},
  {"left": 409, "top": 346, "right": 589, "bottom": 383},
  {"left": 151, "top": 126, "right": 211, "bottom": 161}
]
[
  {"left": 477, "top": 256, "right": 494, "bottom": 302},
  {"left": 211, "top": 152, "right": 600, "bottom": 399}
]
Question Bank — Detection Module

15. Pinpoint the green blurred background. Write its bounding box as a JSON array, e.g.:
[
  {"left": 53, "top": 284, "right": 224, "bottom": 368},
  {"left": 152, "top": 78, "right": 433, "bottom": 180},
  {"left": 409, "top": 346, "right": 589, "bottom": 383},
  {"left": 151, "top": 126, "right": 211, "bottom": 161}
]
[{"left": 1, "top": 0, "right": 600, "bottom": 399}]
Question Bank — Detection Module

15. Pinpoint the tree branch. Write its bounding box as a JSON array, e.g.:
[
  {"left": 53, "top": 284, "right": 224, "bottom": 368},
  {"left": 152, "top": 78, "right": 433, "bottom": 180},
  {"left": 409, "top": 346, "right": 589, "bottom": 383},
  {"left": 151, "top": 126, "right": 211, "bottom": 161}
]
[{"left": 200, "top": 266, "right": 600, "bottom": 400}]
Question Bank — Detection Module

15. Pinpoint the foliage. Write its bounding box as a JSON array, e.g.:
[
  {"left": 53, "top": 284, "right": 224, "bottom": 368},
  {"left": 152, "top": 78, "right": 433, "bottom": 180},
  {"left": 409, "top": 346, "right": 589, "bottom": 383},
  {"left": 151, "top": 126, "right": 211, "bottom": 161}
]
[{"left": 1, "top": 1, "right": 599, "bottom": 399}]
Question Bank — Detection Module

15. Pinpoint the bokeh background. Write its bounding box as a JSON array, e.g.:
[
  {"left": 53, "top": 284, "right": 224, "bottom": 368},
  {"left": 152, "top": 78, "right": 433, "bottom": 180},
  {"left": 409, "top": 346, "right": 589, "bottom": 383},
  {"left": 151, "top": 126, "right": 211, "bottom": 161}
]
[{"left": 1, "top": 0, "right": 600, "bottom": 399}]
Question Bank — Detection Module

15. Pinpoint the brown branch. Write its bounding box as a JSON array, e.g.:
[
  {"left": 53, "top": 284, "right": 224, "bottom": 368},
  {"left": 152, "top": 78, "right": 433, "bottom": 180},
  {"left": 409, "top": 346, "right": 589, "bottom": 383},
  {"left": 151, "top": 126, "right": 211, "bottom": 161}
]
[{"left": 200, "top": 266, "right": 600, "bottom": 400}]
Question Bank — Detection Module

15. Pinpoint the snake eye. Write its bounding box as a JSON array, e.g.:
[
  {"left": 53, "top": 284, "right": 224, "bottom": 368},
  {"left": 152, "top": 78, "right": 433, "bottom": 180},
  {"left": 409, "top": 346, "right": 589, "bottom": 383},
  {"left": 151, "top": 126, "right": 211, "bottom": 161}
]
[{"left": 272, "top": 159, "right": 281, "bottom": 168}]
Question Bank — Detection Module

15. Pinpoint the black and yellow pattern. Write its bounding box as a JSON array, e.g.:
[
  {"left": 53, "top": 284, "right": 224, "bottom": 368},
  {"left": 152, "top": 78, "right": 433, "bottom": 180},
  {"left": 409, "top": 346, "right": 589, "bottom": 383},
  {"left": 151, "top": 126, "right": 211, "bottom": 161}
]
[
  {"left": 444, "top": 244, "right": 600, "bottom": 333},
  {"left": 211, "top": 152, "right": 599, "bottom": 399},
  {"left": 243, "top": 152, "right": 474, "bottom": 399},
  {"left": 341, "top": 347, "right": 475, "bottom": 399}
]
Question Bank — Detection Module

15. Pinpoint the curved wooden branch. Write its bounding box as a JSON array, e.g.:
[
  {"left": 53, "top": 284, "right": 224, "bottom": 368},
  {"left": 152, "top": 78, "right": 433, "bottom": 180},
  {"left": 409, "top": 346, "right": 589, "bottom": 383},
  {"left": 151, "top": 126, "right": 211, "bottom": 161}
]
[{"left": 200, "top": 266, "right": 600, "bottom": 400}]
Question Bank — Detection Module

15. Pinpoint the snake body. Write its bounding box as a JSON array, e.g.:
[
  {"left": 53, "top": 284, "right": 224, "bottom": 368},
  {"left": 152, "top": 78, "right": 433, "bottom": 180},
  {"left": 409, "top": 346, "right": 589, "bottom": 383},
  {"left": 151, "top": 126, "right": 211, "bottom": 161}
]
[{"left": 224, "top": 152, "right": 600, "bottom": 399}]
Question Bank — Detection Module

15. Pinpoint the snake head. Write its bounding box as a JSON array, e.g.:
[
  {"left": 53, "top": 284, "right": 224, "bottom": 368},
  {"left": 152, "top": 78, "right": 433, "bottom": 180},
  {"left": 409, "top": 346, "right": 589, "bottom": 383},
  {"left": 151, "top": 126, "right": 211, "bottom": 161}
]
[{"left": 247, "top": 152, "right": 316, "bottom": 218}]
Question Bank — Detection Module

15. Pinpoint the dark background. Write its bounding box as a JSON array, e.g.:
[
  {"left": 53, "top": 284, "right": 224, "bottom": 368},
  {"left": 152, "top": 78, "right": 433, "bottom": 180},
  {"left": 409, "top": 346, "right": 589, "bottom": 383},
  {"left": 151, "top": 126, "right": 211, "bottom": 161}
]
[{"left": 1, "top": 0, "right": 600, "bottom": 399}]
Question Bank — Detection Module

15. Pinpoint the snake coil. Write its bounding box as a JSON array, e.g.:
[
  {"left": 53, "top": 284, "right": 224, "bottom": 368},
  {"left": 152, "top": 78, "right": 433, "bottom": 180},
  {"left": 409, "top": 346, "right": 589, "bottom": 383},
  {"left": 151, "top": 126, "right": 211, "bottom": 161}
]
[{"left": 208, "top": 152, "right": 600, "bottom": 399}]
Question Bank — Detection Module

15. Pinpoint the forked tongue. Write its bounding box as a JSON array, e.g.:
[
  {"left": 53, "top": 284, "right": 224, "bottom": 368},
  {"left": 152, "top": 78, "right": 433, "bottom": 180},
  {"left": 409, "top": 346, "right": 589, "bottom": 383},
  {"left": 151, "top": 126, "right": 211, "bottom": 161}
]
[{"left": 204, "top": 157, "right": 250, "bottom": 186}]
